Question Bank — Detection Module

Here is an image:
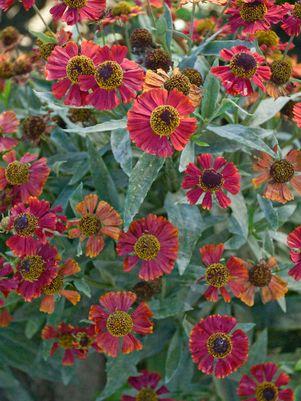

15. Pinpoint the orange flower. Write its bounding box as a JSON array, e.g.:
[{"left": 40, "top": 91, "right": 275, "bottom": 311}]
[
  {"left": 67, "top": 194, "right": 122, "bottom": 258},
  {"left": 252, "top": 147, "right": 301, "bottom": 204},
  {"left": 143, "top": 68, "right": 202, "bottom": 108},
  {"left": 40, "top": 259, "right": 81, "bottom": 314},
  {"left": 239, "top": 258, "right": 288, "bottom": 306}
]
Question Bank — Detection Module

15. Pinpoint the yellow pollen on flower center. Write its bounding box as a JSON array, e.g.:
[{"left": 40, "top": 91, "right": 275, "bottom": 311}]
[
  {"left": 150, "top": 105, "right": 180, "bottom": 137},
  {"left": 270, "top": 159, "right": 294, "bottom": 183},
  {"left": 20, "top": 255, "right": 45, "bottom": 282},
  {"left": 112, "top": 1, "right": 132, "bottom": 16},
  {"left": 255, "top": 30, "right": 279, "bottom": 47},
  {"left": 106, "top": 310, "right": 133, "bottom": 337},
  {"left": 240, "top": 2, "right": 267, "bottom": 22},
  {"left": 5, "top": 161, "right": 30, "bottom": 185},
  {"left": 95, "top": 61, "right": 124, "bottom": 90},
  {"left": 230, "top": 52, "right": 257, "bottom": 79},
  {"left": 79, "top": 215, "right": 101, "bottom": 236},
  {"left": 74, "top": 332, "right": 92, "bottom": 349},
  {"left": 59, "top": 334, "right": 74, "bottom": 348},
  {"left": 207, "top": 332, "right": 232, "bottom": 358},
  {"left": 270, "top": 60, "right": 292, "bottom": 85},
  {"left": 43, "top": 275, "right": 64, "bottom": 295},
  {"left": 136, "top": 388, "right": 158, "bottom": 401},
  {"left": 63, "top": 0, "right": 87, "bottom": 9},
  {"left": 293, "top": 3, "right": 301, "bottom": 19},
  {"left": 164, "top": 74, "right": 190, "bottom": 95},
  {"left": 134, "top": 234, "right": 161, "bottom": 261},
  {"left": 66, "top": 55, "right": 95, "bottom": 84},
  {"left": 249, "top": 262, "right": 272, "bottom": 287},
  {"left": 255, "top": 382, "right": 279, "bottom": 401},
  {"left": 14, "top": 213, "right": 38, "bottom": 236},
  {"left": 205, "top": 263, "right": 230, "bottom": 288}
]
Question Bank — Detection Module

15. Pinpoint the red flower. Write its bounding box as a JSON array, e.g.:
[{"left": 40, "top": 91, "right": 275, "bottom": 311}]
[
  {"left": 50, "top": 0, "right": 106, "bottom": 25},
  {"left": 42, "top": 323, "right": 91, "bottom": 365},
  {"left": 0, "top": 111, "right": 19, "bottom": 152},
  {"left": 189, "top": 314, "right": 249, "bottom": 378},
  {"left": 226, "top": 0, "right": 283, "bottom": 35},
  {"left": 281, "top": 2, "right": 301, "bottom": 36},
  {"left": 79, "top": 45, "right": 144, "bottom": 110},
  {"left": 0, "top": 150, "right": 50, "bottom": 203},
  {"left": 238, "top": 362, "right": 294, "bottom": 401},
  {"left": 238, "top": 257, "right": 288, "bottom": 306},
  {"left": 211, "top": 46, "right": 271, "bottom": 96},
  {"left": 46, "top": 41, "right": 100, "bottom": 107},
  {"left": 199, "top": 244, "right": 248, "bottom": 302},
  {"left": 89, "top": 291, "right": 153, "bottom": 358},
  {"left": 0, "top": 258, "right": 17, "bottom": 297},
  {"left": 287, "top": 226, "right": 301, "bottom": 281},
  {"left": 6, "top": 197, "right": 64, "bottom": 257},
  {"left": 252, "top": 147, "right": 301, "bottom": 204},
  {"left": 182, "top": 154, "right": 240, "bottom": 209},
  {"left": 0, "top": 299, "right": 13, "bottom": 327},
  {"left": 122, "top": 370, "right": 175, "bottom": 401},
  {"left": 293, "top": 102, "right": 301, "bottom": 128},
  {"left": 15, "top": 242, "right": 58, "bottom": 302},
  {"left": 67, "top": 193, "right": 122, "bottom": 258},
  {"left": 117, "top": 214, "right": 179, "bottom": 281},
  {"left": 101, "top": 2, "right": 143, "bottom": 26},
  {"left": 40, "top": 259, "right": 81, "bottom": 314},
  {"left": 127, "top": 88, "right": 197, "bottom": 157},
  {"left": 0, "top": 0, "right": 34, "bottom": 11}
]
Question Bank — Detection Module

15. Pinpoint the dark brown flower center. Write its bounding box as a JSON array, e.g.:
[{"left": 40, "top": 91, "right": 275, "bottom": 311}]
[
  {"left": 150, "top": 105, "right": 180, "bottom": 137},
  {"left": 130, "top": 28, "right": 153, "bottom": 51},
  {"left": 0, "top": 60, "right": 14, "bottom": 79},
  {"left": 200, "top": 169, "right": 223, "bottom": 191},
  {"left": 20, "top": 255, "right": 45, "bottom": 282},
  {"left": 14, "top": 213, "right": 38, "bottom": 236},
  {"left": 5, "top": 161, "right": 30, "bottom": 185},
  {"left": 240, "top": 1, "right": 267, "bottom": 22},
  {"left": 230, "top": 52, "right": 257, "bottom": 79},
  {"left": 205, "top": 263, "right": 230, "bottom": 288},
  {"left": 106, "top": 310, "right": 133, "bottom": 337},
  {"left": 112, "top": 1, "right": 132, "bottom": 16},
  {"left": 293, "top": 2, "right": 301, "bottom": 19},
  {"left": 79, "top": 215, "right": 101, "bottom": 236},
  {"left": 145, "top": 49, "right": 172, "bottom": 73},
  {"left": 207, "top": 332, "right": 232, "bottom": 358},
  {"left": 136, "top": 388, "right": 158, "bottom": 401},
  {"left": 249, "top": 262, "right": 272, "bottom": 287},
  {"left": 63, "top": 0, "right": 87, "bottom": 9},
  {"left": 134, "top": 234, "right": 161, "bottom": 261},
  {"left": 68, "top": 108, "right": 94, "bottom": 123},
  {"left": 23, "top": 116, "right": 46, "bottom": 141},
  {"left": 182, "top": 68, "right": 203, "bottom": 87},
  {"left": 74, "top": 332, "right": 92, "bottom": 349},
  {"left": 270, "top": 60, "right": 292, "bottom": 86},
  {"left": 66, "top": 55, "right": 95, "bottom": 84},
  {"left": 270, "top": 159, "right": 294, "bottom": 183},
  {"left": 95, "top": 61, "right": 123, "bottom": 90},
  {"left": 0, "top": 26, "right": 19, "bottom": 47},
  {"left": 255, "top": 382, "right": 278, "bottom": 401},
  {"left": 43, "top": 275, "right": 64, "bottom": 295},
  {"left": 164, "top": 74, "right": 190, "bottom": 95}
]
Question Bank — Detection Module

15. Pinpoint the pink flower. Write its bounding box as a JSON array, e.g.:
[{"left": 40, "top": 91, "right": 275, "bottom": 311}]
[
  {"left": 0, "top": 0, "right": 34, "bottom": 11},
  {"left": 0, "top": 111, "right": 19, "bottom": 152},
  {"left": 281, "top": 2, "right": 301, "bottom": 36},
  {"left": 50, "top": 0, "right": 106, "bottom": 25}
]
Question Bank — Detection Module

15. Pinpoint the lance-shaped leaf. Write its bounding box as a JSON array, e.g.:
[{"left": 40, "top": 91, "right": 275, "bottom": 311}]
[{"left": 110, "top": 128, "right": 132, "bottom": 176}]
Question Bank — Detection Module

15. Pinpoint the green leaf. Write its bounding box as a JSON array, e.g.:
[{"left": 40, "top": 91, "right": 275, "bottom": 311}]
[
  {"left": 65, "top": 118, "right": 127, "bottom": 135},
  {"left": 213, "top": 377, "right": 239, "bottom": 401},
  {"left": 257, "top": 195, "right": 279, "bottom": 230},
  {"left": 0, "top": 367, "right": 34, "bottom": 401},
  {"left": 201, "top": 63, "right": 220, "bottom": 120},
  {"left": 163, "top": 3, "right": 173, "bottom": 49},
  {"left": 165, "top": 329, "right": 183, "bottom": 382},
  {"left": 207, "top": 124, "right": 275, "bottom": 157},
  {"left": 87, "top": 139, "right": 121, "bottom": 211},
  {"left": 165, "top": 192, "right": 203, "bottom": 274},
  {"left": 25, "top": 316, "right": 44, "bottom": 339},
  {"left": 110, "top": 129, "right": 132, "bottom": 176},
  {"left": 247, "top": 329, "right": 268, "bottom": 367},
  {"left": 123, "top": 153, "right": 165, "bottom": 228},
  {"left": 69, "top": 182, "right": 83, "bottom": 215},
  {"left": 74, "top": 278, "right": 91, "bottom": 298},
  {"left": 30, "top": 30, "right": 56, "bottom": 43},
  {"left": 179, "top": 141, "right": 195, "bottom": 172},
  {"left": 200, "top": 40, "right": 252, "bottom": 56}
]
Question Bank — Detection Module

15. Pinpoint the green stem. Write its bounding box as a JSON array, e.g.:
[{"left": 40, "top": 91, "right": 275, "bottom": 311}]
[
  {"left": 283, "top": 35, "right": 294, "bottom": 58},
  {"left": 33, "top": 4, "right": 54, "bottom": 35},
  {"left": 146, "top": 0, "right": 156, "bottom": 27},
  {"left": 124, "top": 23, "right": 132, "bottom": 59},
  {"left": 188, "top": 2, "right": 196, "bottom": 53}
]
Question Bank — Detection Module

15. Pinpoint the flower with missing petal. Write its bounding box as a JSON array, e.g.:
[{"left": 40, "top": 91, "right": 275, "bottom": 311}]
[
  {"left": 199, "top": 243, "right": 248, "bottom": 302},
  {"left": 0, "top": 258, "right": 17, "bottom": 297},
  {"left": 122, "top": 370, "right": 175, "bottom": 401},
  {"left": 252, "top": 147, "right": 301, "bottom": 204},
  {"left": 238, "top": 362, "right": 294, "bottom": 401},
  {"left": 238, "top": 257, "right": 288, "bottom": 306},
  {"left": 79, "top": 45, "right": 144, "bottom": 110},
  {"left": 182, "top": 153, "right": 240, "bottom": 209},
  {"left": 50, "top": 0, "right": 106, "bottom": 25},
  {"left": 15, "top": 242, "right": 59, "bottom": 302},
  {"left": 117, "top": 214, "right": 179, "bottom": 281},
  {"left": 40, "top": 259, "right": 81, "bottom": 314},
  {"left": 287, "top": 226, "right": 301, "bottom": 281},
  {"left": 189, "top": 314, "right": 249, "bottom": 378},
  {"left": 0, "top": 150, "right": 50, "bottom": 203},
  {"left": 46, "top": 41, "right": 100, "bottom": 107},
  {"left": 89, "top": 291, "right": 153, "bottom": 357},
  {"left": 0, "top": 111, "right": 19, "bottom": 152},
  {"left": 128, "top": 88, "right": 197, "bottom": 157},
  {"left": 211, "top": 46, "right": 271, "bottom": 96},
  {"left": 281, "top": 1, "right": 301, "bottom": 36},
  {"left": 67, "top": 194, "right": 122, "bottom": 258}
]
